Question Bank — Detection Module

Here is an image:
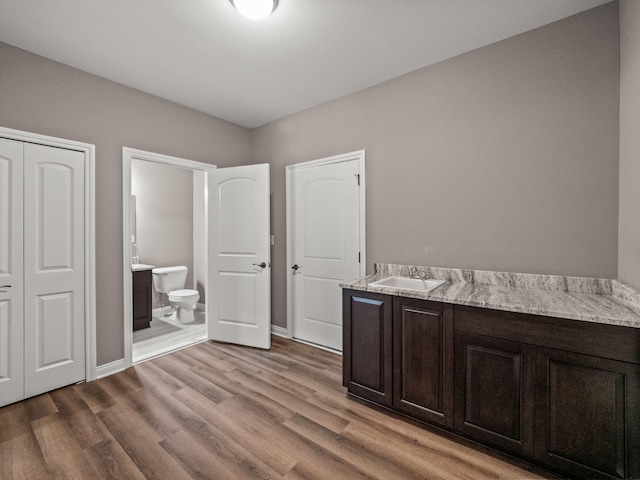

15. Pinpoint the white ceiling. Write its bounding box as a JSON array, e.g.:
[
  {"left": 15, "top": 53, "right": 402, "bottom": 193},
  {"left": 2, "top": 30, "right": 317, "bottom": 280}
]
[{"left": 0, "top": 0, "right": 612, "bottom": 128}]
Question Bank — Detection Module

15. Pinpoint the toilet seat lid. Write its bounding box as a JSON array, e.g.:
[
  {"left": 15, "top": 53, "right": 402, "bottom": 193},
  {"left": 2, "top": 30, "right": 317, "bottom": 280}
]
[{"left": 169, "top": 289, "right": 199, "bottom": 298}]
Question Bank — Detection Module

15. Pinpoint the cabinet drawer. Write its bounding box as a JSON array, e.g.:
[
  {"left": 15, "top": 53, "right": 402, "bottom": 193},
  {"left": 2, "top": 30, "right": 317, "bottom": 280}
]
[{"left": 454, "top": 305, "right": 640, "bottom": 364}]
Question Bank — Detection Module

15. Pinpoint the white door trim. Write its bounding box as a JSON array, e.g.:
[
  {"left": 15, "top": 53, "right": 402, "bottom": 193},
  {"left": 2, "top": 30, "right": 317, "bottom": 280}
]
[
  {"left": 122, "top": 148, "right": 216, "bottom": 369},
  {"left": 285, "top": 150, "right": 366, "bottom": 338},
  {"left": 0, "top": 125, "right": 97, "bottom": 381}
]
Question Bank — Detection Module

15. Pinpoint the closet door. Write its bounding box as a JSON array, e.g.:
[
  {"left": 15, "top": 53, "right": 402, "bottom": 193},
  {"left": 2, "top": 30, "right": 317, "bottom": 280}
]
[
  {"left": 0, "top": 138, "right": 24, "bottom": 407},
  {"left": 23, "top": 143, "right": 85, "bottom": 398}
]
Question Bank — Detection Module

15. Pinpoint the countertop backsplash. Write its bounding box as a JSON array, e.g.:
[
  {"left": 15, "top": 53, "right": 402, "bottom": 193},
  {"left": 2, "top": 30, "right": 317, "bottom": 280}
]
[{"left": 375, "top": 263, "right": 614, "bottom": 294}]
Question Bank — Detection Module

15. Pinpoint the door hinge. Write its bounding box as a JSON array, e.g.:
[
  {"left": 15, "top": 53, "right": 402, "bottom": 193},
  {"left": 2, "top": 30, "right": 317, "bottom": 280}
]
[
  {"left": 358, "top": 252, "right": 361, "bottom": 263},
  {"left": 354, "top": 173, "right": 360, "bottom": 186}
]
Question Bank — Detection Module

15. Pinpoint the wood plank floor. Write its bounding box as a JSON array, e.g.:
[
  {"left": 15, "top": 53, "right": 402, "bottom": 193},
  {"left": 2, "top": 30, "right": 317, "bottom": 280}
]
[{"left": 0, "top": 337, "right": 552, "bottom": 479}]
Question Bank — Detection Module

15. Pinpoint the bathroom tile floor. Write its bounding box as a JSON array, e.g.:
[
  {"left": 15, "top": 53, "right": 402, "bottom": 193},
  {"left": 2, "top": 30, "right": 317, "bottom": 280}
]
[{"left": 133, "top": 308, "right": 207, "bottom": 363}]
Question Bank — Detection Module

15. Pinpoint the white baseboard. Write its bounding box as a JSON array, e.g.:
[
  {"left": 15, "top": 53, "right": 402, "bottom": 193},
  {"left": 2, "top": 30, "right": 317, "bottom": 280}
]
[
  {"left": 291, "top": 337, "right": 343, "bottom": 355},
  {"left": 96, "top": 358, "right": 126, "bottom": 379},
  {"left": 271, "top": 325, "right": 289, "bottom": 338}
]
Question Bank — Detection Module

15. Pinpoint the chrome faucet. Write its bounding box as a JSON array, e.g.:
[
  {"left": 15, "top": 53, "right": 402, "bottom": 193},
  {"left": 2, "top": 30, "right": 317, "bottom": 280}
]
[{"left": 408, "top": 266, "right": 422, "bottom": 279}]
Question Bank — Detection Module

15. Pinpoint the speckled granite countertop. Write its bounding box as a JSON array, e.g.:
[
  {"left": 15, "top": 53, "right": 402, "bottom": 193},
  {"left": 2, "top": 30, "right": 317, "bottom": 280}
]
[{"left": 340, "top": 264, "right": 640, "bottom": 329}]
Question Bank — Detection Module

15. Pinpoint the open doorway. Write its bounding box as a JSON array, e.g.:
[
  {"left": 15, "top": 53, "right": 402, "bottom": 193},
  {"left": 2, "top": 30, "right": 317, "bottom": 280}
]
[{"left": 123, "top": 148, "right": 216, "bottom": 367}]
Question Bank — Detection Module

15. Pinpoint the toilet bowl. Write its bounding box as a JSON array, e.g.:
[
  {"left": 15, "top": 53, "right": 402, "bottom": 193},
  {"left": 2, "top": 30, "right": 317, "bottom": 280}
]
[
  {"left": 152, "top": 266, "right": 200, "bottom": 324},
  {"left": 168, "top": 289, "right": 200, "bottom": 324}
]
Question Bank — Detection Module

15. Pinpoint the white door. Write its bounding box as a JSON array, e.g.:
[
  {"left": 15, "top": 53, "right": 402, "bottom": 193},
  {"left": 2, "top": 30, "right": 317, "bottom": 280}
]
[
  {"left": 289, "top": 154, "right": 364, "bottom": 351},
  {"left": 0, "top": 138, "right": 25, "bottom": 407},
  {"left": 208, "top": 164, "right": 271, "bottom": 349},
  {"left": 23, "top": 143, "right": 86, "bottom": 398}
]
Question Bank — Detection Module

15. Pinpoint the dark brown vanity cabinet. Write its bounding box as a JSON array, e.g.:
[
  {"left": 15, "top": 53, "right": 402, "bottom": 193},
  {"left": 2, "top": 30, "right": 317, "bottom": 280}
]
[
  {"left": 132, "top": 269, "right": 153, "bottom": 331},
  {"left": 342, "top": 290, "right": 393, "bottom": 406},
  {"left": 343, "top": 289, "right": 640, "bottom": 480},
  {"left": 393, "top": 297, "right": 454, "bottom": 427}
]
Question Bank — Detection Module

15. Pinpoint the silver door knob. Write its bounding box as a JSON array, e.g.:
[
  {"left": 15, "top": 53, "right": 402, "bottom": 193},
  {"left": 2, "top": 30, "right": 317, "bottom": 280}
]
[
  {"left": 253, "top": 262, "right": 267, "bottom": 268},
  {"left": 291, "top": 264, "right": 299, "bottom": 271}
]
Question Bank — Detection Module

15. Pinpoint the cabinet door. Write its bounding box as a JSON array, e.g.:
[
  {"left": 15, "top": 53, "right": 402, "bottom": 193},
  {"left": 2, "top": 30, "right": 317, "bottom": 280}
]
[
  {"left": 454, "top": 332, "right": 534, "bottom": 457},
  {"left": 534, "top": 348, "right": 640, "bottom": 479},
  {"left": 393, "top": 297, "right": 453, "bottom": 427},
  {"left": 342, "top": 289, "right": 392, "bottom": 406},
  {"left": 132, "top": 270, "right": 152, "bottom": 331}
]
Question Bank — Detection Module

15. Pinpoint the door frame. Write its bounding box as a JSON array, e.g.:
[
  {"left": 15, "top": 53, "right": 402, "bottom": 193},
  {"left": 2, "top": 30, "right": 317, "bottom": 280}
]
[
  {"left": 285, "top": 150, "right": 366, "bottom": 339},
  {"left": 0, "top": 125, "right": 97, "bottom": 381},
  {"left": 122, "top": 148, "right": 216, "bottom": 369}
]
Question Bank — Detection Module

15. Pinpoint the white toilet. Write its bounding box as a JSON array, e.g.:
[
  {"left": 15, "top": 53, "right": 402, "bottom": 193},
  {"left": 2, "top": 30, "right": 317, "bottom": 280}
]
[{"left": 151, "top": 266, "right": 200, "bottom": 324}]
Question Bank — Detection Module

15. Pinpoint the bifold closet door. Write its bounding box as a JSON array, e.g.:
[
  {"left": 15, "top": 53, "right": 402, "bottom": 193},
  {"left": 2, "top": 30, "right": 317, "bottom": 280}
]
[
  {"left": 0, "top": 140, "right": 85, "bottom": 407},
  {"left": 22, "top": 143, "right": 85, "bottom": 398},
  {"left": 0, "top": 138, "right": 25, "bottom": 407}
]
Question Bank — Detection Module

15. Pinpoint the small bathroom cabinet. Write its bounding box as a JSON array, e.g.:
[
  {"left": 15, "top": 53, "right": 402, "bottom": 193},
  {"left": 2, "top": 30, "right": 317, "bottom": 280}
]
[{"left": 132, "top": 269, "right": 153, "bottom": 330}]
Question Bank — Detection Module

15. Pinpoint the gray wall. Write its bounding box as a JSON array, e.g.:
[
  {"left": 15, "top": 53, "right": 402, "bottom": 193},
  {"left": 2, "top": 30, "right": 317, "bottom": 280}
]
[
  {"left": 0, "top": 41, "right": 251, "bottom": 365},
  {"left": 619, "top": 0, "right": 640, "bottom": 290},
  {"left": 131, "top": 160, "right": 194, "bottom": 309},
  {"left": 0, "top": 2, "right": 626, "bottom": 361},
  {"left": 251, "top": 3, "right": 620, "bottom": 329}
]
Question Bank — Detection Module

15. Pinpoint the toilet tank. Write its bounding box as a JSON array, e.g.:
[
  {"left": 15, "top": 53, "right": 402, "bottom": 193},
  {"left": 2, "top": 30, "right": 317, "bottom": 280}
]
[{"left": 152, "top": 265, "right": 188, "bottom": 293}]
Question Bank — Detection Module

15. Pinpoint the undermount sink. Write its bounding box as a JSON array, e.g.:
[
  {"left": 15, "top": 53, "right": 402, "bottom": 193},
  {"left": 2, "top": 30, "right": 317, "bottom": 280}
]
[{"left": 369, "top": 276, "right": 446, "bottom": 293}]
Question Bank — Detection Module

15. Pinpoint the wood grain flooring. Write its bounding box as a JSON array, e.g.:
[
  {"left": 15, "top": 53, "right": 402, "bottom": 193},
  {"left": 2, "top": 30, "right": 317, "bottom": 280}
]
[{"left": 0, "top": 337, "right": 552, "bottom": 479}]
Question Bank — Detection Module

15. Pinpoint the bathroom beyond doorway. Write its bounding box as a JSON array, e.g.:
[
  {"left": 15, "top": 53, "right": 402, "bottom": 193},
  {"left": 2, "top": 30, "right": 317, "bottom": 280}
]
[{"left": 123, "top": 148, "right": 214, "bottom": 367}]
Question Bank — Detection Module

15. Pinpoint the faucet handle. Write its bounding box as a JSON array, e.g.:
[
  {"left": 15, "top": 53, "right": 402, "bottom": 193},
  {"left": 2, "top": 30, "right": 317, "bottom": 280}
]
[{"left": 408, "top": 266, "right": 427, "bottom": 279}]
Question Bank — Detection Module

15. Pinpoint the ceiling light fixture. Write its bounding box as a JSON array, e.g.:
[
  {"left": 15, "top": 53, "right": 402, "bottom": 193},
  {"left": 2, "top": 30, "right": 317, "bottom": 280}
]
[{"left": 230, "top": 0, "right": 278, "bottom": 20}]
